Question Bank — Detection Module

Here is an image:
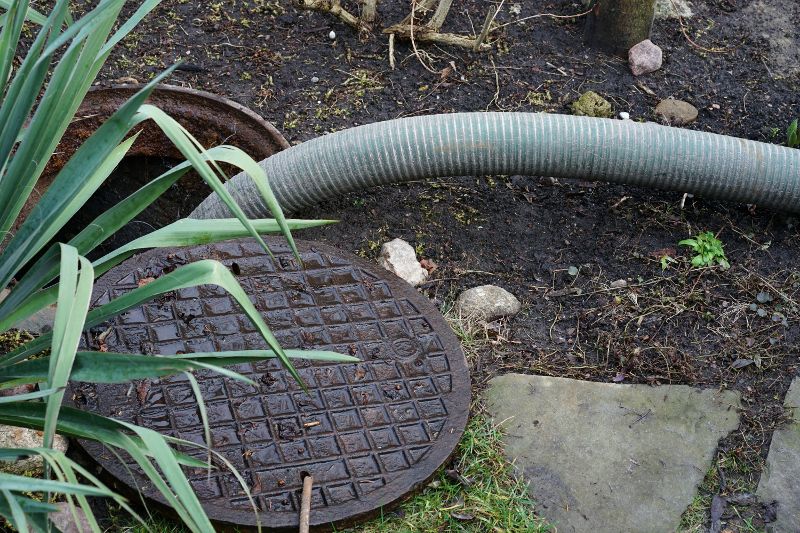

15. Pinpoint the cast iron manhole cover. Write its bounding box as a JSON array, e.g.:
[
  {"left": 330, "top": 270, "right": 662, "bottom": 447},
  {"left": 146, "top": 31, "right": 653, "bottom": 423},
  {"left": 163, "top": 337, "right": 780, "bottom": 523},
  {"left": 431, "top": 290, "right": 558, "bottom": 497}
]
[{"left": 69, "top": 238, "right": 469, "bottom": 530}]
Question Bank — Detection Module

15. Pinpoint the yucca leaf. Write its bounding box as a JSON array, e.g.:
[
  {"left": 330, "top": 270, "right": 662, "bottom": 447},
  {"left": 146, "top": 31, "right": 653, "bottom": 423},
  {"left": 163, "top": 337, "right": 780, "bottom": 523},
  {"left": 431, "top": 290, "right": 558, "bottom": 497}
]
[
  {"left": 0, "top": 494, "right": 53, "bottom": 533},
  {"left": 114, "top": 430, "right": 208, "bottom": 532},
  {"left": 0, "top": 140, "right": 334, "bottom": 325},
  {"left": 0, "top": 387, "right": 58, "bottom": 403},
  {"left": 0, "top": 218, "right": 330, "bottom": 333},
  {"left": 192, "top": 145, "right": 303, "bottom": 262},
  {"left": 133, "top": 105, "right": 282, "bottom": 258},
  {"left": 0, "top": 137, "right": 134, "bottom": 302},
  {"left": 0, "top": 489, "right": 29, "bottom": 533},
  {"left": 92, "top": 217, "right": 334, "bottom": 274},
  {"left": 0, "top": 402, "right": 205, "bottom": 468},
  {"left": 0, "top": 63, "right": 175, "bottom": 289},
  {"left": 0, "top": 491, "right": 58, "bottom": 513},
  {"left": 0, "top": 0, "right": 123, "bottom": 237},
  {"left": 0, "top": 0, "right": 29, "bottom": 93},
  {"left": 43, "top": 245, "right": 94, "bottom": 451},
  {"left": 0, "top": 473, "right": 112, "bottom": 496},
  {"left": 0, "top": 349, "right": 354, "bottom": 383},
  {"left": 0, "top": 1, "right": 48, "bottom": 26},
  {"left": 2, "top": 259, "right": 304, "bottom": 384},
  {"left": 0, "top": 0, "right": 71, "bottom": 174}
]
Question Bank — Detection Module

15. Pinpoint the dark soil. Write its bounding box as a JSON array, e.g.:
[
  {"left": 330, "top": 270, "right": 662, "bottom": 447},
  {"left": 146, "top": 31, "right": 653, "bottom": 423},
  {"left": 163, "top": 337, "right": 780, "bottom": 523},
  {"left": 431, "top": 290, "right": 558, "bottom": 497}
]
[{"left": 86, "top": 0, "right": 799, "bottom": 530}]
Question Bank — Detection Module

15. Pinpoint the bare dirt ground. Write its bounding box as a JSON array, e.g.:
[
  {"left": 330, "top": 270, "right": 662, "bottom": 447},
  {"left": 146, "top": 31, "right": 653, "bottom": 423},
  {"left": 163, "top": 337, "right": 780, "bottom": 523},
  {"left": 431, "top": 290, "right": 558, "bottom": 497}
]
[{"left": 83, "top": 0, "right": 800, "bottom": 529}]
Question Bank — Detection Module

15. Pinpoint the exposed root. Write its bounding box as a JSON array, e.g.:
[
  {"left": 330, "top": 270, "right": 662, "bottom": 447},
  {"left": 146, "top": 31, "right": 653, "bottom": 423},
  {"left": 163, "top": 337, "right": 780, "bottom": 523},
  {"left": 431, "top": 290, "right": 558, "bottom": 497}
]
[{"left": 295, "top": 0, "right": 366, "bottom": 31}]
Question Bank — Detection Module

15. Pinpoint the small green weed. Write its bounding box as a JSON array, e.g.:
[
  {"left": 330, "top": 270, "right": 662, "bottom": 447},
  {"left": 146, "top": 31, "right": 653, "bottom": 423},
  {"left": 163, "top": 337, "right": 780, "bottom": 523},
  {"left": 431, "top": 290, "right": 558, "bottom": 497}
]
[
  {"left": 787, "top": 118, "right": 799, "bottom": 148},
  {"left": 679, "top": 231, "right": 729, "bottom": 269}
]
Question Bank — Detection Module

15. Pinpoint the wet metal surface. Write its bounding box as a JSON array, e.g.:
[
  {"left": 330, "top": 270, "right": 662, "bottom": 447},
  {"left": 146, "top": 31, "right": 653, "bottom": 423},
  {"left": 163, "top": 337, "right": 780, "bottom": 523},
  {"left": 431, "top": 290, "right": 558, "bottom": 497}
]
[{"left": 69, "top": 238, "right": 470, "bottom": 530}]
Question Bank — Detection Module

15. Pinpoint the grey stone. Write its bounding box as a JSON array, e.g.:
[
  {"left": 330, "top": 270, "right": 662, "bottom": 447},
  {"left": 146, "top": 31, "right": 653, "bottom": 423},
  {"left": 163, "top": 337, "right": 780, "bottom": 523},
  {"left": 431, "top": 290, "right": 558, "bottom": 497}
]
[
  {"left": 757, "top": 377, "right": 800, "bottom": 533},
  {"left": 610, "top": 279, "right": 628, "bottom": 288},
  {"left": 655, "top": 99, "right": 698, "bottom": 126},
  {"left": 456, "top": 285, "right": 521, "bottom": 322},
  {"left": 377, "top": 238, "right": 428, "bottom": 287},
  {"left": 486, "top": 374, "right": 741, "bottom": 533},
  {"left": 655, "top": 0, "right": 693, "bottom": 19},
  {"left": 49, "top": 502, "right": 93, "bottom": 533},
  {"left": 0, "top": 425, "right": 68, "bottom": 475},
  {"left": 571, "top": 91, "right": 613, "bottom": 118},
  {"left": 628, "top": 39, "right": 663, "bottom": 76}
]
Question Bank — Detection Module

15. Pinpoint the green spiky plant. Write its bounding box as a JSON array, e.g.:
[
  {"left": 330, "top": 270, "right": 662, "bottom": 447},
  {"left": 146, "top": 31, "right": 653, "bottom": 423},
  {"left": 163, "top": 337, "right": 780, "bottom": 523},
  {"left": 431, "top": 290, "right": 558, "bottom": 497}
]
[{"left": 0, "top": 1, "right": 355, "bottom": 531}]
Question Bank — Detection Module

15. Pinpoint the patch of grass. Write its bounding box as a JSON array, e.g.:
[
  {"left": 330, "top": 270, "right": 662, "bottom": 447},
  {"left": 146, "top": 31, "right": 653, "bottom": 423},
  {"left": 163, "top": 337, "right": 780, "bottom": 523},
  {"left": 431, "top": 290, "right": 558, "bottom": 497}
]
[
  {"left": 678, "top": 450, "right": 763, "bottom": 533},
  {"left": 347, "top": 415, "right": 549, "bottom": 533},
  {"left": 678, "top": 464, "right": 719, "bottom": 532}
]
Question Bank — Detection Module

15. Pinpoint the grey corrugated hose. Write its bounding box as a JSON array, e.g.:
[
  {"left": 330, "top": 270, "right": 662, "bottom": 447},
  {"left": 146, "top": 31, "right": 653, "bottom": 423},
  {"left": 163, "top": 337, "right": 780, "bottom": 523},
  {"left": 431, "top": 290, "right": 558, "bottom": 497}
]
[{"left": 190, "top": 112, "right": 800, "bottom": 218}]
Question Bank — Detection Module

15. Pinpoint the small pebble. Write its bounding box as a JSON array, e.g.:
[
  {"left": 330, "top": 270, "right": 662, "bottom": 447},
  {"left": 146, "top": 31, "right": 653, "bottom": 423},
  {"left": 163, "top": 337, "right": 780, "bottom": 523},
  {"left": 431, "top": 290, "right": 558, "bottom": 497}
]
[
  {"left": 619, "top": 111, "right": 630, "bottom": 120},
  {"left": 328, "top": 30, "right": 336, "bottom": 40},
  {"left": 610, "top": 279, "right": 628, "bottom": 289},
  {"left": 311, "top": 76, "right": 319, "bottom": 83}
]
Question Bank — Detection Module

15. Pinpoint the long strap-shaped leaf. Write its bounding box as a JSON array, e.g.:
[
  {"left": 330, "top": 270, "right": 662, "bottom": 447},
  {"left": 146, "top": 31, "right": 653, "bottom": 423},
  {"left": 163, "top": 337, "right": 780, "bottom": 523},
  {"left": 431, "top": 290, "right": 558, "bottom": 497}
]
[
  {"left": 0, "top": 402, "right": 204, "bottom": 468},
  {"left": 0, "top": 140, "right": 334, "bottom": 327},
  {"left": 0, "top": 401, "right": 219, "bottom": 532},
  {"left": 0, "top": 136, "right": 135, "bottom": 296},
  {"left": 0, "top": 63, "right": 175, "bottom": 289},
  {"left": 2, "top": 259, "right": 304, "bottom": 385},
  {"left": 0, "top": 0, "right": 123, "bottom": 236},
  {"left": 0, "top": 473, "right": 111, "bottom": 496},
  {"left": 0, "top": 0, "right": 162, "bottom": 239},
  {"left": 0, "top": 0, "right": 29, "bottom": 93},
  {"left": 0, "top": 218, "right": 332, "bottom": 333},
  {"left": 0, "top": 1, "right": 48, "bottom": 27},
  {"left": 0, "top": 0, "right": 71, "bottom": 176},
  {"left": 133, "top": 105, "right": 282, "bottom": 259},
  {"left": 42, "top": 245, "right": 94, "bottom": 450},
  {"left": 0, "top": 349, "right": 355, "bottom": 384}
]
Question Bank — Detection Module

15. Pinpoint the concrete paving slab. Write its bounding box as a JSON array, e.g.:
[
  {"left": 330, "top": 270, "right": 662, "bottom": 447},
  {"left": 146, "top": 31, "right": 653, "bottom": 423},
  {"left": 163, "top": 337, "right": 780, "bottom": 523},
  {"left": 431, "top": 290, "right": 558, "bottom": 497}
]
[
  {"left": 486, "top": 374, "right": 741, "bottom": 533},
  {"left": 757, "top": 377, "right": 800, "bottom": 533}
]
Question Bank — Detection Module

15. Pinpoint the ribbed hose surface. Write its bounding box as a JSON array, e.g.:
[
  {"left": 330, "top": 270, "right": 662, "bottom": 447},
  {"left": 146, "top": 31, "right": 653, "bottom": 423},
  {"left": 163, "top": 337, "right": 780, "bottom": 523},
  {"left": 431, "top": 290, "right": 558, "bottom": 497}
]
[{"left": 190, "top": 112, "right": 800, "bottom": 218}]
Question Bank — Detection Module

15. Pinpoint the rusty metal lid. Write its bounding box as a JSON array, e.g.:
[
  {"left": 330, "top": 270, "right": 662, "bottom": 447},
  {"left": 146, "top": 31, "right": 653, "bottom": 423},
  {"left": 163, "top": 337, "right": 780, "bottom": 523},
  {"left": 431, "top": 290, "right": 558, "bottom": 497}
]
[
  {"left": 70, "top": 238, "right": 470, "bottom": 530},
  {"left": 20, "top": 85, "right": 288, "bottom": 234}
]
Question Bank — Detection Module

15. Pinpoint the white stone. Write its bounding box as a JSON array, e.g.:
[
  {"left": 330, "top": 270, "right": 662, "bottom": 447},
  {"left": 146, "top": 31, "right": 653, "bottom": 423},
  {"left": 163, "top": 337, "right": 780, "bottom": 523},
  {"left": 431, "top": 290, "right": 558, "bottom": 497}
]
[
  {"left": 618, "top": 111, "right": 630, "bottom": 120},
  {"left": 456, "top": 285, "right": 521, "bottom": 322},
  {"left": 378, "top": 238, "right": 429, "bottom": 286},
  {"left": 629, "top": 39, "right": 663, "bottom": 77},
  {"left": 0, "top": 425, "right": 68, "bottom": 475},
  {"left": 328, "top": 30, "right": 336, "bottom": 40}
]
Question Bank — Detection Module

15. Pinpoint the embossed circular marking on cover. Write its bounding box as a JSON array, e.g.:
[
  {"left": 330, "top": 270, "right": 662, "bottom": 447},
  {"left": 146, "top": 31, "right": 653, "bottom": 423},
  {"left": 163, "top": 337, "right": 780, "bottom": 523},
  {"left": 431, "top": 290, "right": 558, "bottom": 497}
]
[{"left": 68, "top": 238, "right": 470, "bottom": 530}]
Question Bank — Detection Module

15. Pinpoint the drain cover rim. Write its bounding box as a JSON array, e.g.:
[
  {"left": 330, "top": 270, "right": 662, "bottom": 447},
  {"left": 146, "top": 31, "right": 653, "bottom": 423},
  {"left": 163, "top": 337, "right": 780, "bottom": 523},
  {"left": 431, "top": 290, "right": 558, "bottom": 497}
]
[{"left": 70, "top": 238, "right": 470, "bottom": 529}]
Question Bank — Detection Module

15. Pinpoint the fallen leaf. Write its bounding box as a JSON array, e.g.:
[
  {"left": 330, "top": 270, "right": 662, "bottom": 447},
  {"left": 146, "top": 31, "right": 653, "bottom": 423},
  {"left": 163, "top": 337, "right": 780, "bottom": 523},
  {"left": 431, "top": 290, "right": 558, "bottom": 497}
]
[
  {"left": 730, "top": 358, "right": 755, "bottom": 369},
  {"left": 612, "top": 373, "right": 625, "bottom": 382},
  {"left": 137, "top": 277, "right": 156, "bottom": 287},
  {"left": 648, "top": 247, "right": 676, "bottom": 259},
  {"left": 419, "top": 258, "right": 438, "bottom": 274}
]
